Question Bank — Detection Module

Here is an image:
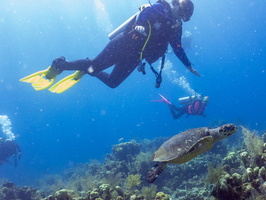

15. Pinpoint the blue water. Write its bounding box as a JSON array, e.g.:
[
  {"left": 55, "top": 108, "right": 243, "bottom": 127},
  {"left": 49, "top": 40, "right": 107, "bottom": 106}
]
[{"left": 0, "top": 0, "right": 265, "bottom": 186}]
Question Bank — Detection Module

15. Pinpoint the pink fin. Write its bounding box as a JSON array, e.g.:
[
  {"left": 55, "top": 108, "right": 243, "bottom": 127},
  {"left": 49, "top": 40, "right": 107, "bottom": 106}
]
[
  {"left": 150, "top": 94, "right": 172, "bottom": 105},
  {"left": 159, "top": 94, "right": 172, "bottom": 105}
]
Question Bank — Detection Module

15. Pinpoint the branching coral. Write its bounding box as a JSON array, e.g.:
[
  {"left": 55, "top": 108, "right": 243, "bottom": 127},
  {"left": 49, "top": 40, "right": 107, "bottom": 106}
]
[
  {"left": 241, "top": 126, "right": 265, "bottom": 168},
  {"left": 129, "top": 151, "right": 153, "bottom": 175},
  {"left": 36, "top": 174, "right": 64, "bottom": 195},
  {"left": 241, "top": 126, "right": 264, "bottom": 157},
  {"left": 141, "top": 185, "right": 157, "bottom": 199},
  {"left": 126, "top": 174, "right": 141, "bottom": 190},
  {"left": 102, "top": 172, "right": 124, "bottom": 188},
  {"left": 205, "top": 164, "right": 225, "bottom": 186}
]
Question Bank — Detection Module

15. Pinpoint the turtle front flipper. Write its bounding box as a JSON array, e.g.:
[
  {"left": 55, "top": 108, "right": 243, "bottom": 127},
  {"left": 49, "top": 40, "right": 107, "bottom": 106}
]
[{"left": 147, "top": 162, "right": 167, "bottom": 183}]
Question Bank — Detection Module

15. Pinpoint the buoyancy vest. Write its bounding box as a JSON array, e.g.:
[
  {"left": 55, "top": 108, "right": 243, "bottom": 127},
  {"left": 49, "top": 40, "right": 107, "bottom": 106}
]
[{"left": 187, "top": 100, "right": 206, "bottom": 115}]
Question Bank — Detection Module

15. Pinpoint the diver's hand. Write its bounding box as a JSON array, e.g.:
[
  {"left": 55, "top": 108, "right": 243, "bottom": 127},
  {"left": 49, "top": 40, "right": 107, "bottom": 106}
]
[
  {"left": 187, "top": 66, "right": 200, "bottom": 77},
  {"left": 135, "top": 26, "right": 147, "bottom": 36}
]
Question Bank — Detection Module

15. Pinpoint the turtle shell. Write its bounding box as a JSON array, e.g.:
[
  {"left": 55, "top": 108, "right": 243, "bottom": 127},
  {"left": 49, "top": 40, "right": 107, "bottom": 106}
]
[{"left": 152, "top": 127, "right": 214, "bottom": 164}]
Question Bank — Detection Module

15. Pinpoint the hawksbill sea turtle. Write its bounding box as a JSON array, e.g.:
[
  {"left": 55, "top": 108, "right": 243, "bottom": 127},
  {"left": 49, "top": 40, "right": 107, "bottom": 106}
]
[{"left": 147, "top": 123, "right": 238, "bottom": 183}]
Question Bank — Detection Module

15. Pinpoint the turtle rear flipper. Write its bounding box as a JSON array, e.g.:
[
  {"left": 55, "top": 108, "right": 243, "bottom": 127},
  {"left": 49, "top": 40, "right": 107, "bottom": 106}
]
[{"left": 147, "top": 162, "right": 167, "bottom": 183}]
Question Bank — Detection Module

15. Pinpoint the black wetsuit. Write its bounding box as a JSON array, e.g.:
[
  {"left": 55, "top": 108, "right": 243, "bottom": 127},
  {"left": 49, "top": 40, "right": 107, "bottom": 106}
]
[
  {"left": 56, "top": 0, "right": 191, "bottom": 88},
  {"left": 0, "top": 140, "right": 22, "bottom": 166},
  {"left": 169, "top": 99, "right": 207, "bottom": 119}
]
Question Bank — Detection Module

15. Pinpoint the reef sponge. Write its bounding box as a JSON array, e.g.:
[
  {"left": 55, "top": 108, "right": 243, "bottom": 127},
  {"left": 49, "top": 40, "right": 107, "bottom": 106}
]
[
  {"left": 89, "top": 189, "right": 100, "bottom": 200},
  {"left": 116, "top": 196, "right": 123, "bottom": 200},
  {"left": 86, "top": 185, "right": 125, "bottom": 200},
  {"left": 209, "top": 165, "right": 266, "bottom": 200},
  {"left": 54, "top": 189, "right": 75, "bottom": 200},
  {"left": 222, "top": 151, "right": 242, "bottom": 169},
  {"left": 114, "top": 186, "right": 124, "bottom": 197},
  {"left": 155, "top": 192, "right": 169, "bottom": 200},
  {"left": 126, "top": 174, "right": 141, "bottom": 190},
  {"left": 99, "top": 184, "right": 111, "bottom": 199},
  {"left": 259, "top": 166, "right": 266, "bottom": 180},
  {"left": 210, "top": 173, "right": 253, "bottom": 200}
]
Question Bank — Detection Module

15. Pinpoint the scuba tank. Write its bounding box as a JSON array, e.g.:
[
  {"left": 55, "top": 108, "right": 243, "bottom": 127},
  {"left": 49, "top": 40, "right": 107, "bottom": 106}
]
[
  {"left": 178, "top": 96, "right": 195, "bottom": 104},
  {"left": 178, "top": 95, "right": 198, "bottom": 104},
  {"left": 107, "top": 4, "right": 150, "bottom": 40},
  {"left": 178, "top": 95, "right": 208, "bottom": 105},
  {"left": 108, "top": 12, "right": 139, "bottom": 40}
]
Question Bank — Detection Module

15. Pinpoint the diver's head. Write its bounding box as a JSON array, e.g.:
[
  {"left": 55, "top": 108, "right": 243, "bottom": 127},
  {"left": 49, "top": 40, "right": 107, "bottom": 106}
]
[{"left": 171, "top": 0, "right": 194, "bottom": 22}]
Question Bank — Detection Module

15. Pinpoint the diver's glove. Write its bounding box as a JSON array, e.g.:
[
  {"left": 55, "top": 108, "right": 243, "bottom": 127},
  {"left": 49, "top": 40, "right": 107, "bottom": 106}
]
[
  {"left": 135, "top": 26, "right": 147, "bottom": 36},
  {"left": 187, "top": 65, "right": 200, "bottom": 77}
]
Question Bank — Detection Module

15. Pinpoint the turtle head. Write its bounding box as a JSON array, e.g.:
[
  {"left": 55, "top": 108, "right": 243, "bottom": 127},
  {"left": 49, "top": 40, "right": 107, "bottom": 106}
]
[{"left": 218, "top": 124, "right": 238, "bottom": 138}]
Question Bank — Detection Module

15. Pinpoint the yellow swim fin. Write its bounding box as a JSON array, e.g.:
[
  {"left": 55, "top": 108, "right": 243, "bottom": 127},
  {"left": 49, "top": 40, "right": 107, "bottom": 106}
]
[
  {"left": 49, "top": 71, "right": 85, "bottom": 93},
  {"left": 20, "top": 66, "right": 57, "bottom": 91}
]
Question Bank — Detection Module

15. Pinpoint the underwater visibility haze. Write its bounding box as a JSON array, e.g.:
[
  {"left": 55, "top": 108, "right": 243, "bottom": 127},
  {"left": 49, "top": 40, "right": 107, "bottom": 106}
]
[{"left": 0, "top": 0, "right": 266, "bottom": 199}]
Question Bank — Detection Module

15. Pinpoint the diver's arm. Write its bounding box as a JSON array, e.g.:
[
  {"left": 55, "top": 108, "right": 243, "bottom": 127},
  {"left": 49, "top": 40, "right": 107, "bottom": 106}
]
[
  {"left": 170, "top": 26, "right": 200, "bottom": 76},
  {"left": 170, "top": 26, "right": 191, "bottom": 67},
  {"left": 136, "top": 3, "right": 165, "bottom": 26}
]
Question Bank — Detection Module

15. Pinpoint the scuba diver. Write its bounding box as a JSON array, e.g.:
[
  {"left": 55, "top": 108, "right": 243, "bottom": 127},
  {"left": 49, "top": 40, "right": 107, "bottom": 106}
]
[
  {"left": 152, "top": 94, "right": 209, "bottom": 119},
  {"left": 0, "top": 138, "right": 22, "bottom": 167},
  {"left": 0, "top": 115, "right": 22, "bottom": 167},
  {"left": 20, "top": 0, "right": 199, "bottom": 93}
]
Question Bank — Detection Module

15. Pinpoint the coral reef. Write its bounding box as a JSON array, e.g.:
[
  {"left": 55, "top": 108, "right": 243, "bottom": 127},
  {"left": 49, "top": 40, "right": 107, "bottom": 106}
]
[
  {"left": 0, "top": 182, "right": 45, "bottom": 200},
  {"left": 1, "top": 125, "right": 266, "bottom": 200},
  {"left": 207, "top": 126, "right": 266, "bottom": 200},
  {"left": 111, "top": 140, "right": 140, "bottom": 162}
]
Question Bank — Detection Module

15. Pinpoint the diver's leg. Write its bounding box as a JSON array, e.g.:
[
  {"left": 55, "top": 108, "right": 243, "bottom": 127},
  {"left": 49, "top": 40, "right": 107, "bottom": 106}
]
[
  {"left": 50, "top": 33, "right": 126, "bottom": 76},
  {"left": 88, "top": 33, "right": 134, "bottom": 74},
  {"left": 93, "top": 61, "right": 139, "bottom": 88},
  {"left": 91, "top": 34, "right": 140, "bottom": 88},
  {"left": 52, "top": 57, "right": 92, "bottom": 71},
  {"left": 46, "top": 57, "right": 93, "bottom": 79},
  {"left": 169, "top": 104, "right": 184, "bottom": 119}
]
